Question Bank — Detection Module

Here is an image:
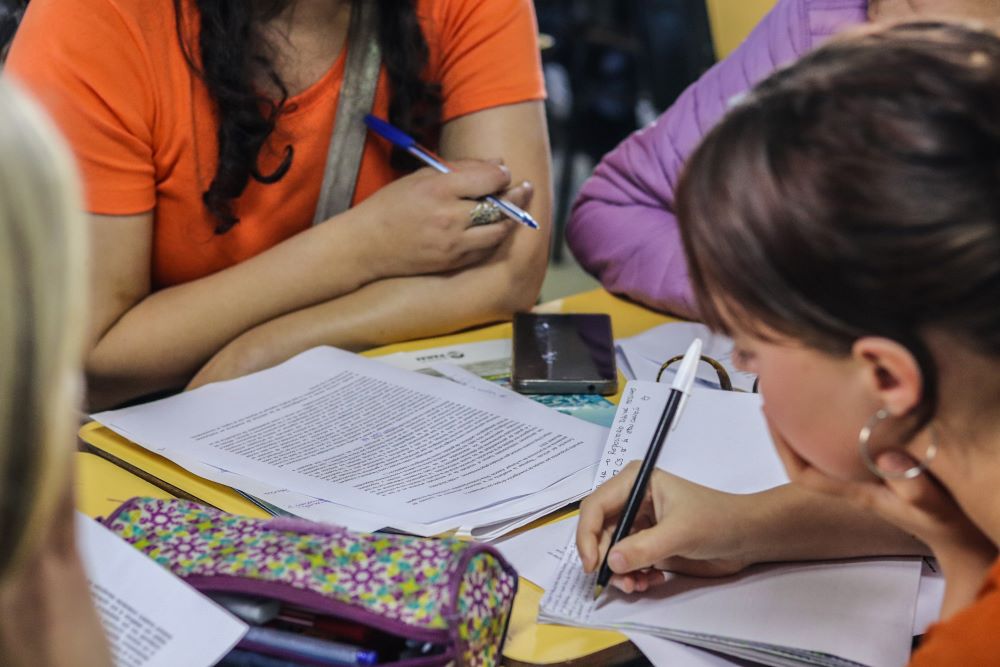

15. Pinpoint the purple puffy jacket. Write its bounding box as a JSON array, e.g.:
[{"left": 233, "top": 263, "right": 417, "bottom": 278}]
[{"left": 566, "top": 0, "right": 868, "bottom": 318}]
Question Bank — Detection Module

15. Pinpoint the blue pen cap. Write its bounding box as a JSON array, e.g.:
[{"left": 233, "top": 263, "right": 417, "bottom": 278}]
[
  {"left": 357, "top": 649, "right": 378, "bottom": 666},
  {"left": 364, "top": 114, "right": 416, "bottom": 149}
]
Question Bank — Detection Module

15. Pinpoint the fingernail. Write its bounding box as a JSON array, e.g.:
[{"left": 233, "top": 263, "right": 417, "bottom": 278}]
[
  {"left": 611, "top": 577, "right": 632, "bottom": 594},
  {"left": 609, "top": 551, "right": 626, "bottom": 572},
  {"left": 497, "top": 164, "right": 510, "bottom": 177},
  {"left": 877, "top": 451, "right": 917, "bottom": 474}
]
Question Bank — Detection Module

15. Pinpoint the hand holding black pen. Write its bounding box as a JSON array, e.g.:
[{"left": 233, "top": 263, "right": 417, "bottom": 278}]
[{"left": 593, "top": 338, "right": 703, "bottom": 599}]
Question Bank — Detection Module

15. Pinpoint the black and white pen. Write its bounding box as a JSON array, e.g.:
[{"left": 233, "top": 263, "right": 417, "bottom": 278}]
[{"left": 593, "top": 338, "right": 702, "bottom": 599}]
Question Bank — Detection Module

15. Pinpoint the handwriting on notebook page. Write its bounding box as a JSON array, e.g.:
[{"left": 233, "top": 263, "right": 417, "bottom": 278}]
[{"left": 595, "top": 383, "right": 669, "bottom": 489}]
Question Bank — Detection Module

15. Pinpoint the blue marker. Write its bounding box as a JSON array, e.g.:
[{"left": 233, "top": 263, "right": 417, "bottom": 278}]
[
  {"left": 243, "top": 626, "right": 377, "bottom": 666},
  {"left": 364, "top": 114, "right": 539, "bottom": 230}
]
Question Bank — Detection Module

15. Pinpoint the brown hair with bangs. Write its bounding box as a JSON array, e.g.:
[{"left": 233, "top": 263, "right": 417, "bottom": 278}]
[{"left": 676, "top": 21, "right": 1000, "bottom": 427}]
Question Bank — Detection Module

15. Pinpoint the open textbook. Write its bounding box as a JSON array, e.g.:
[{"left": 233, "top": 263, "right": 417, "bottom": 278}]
[
  {"left": 77, "top": 513, "right": 247, "bottom": 666},
  {"left": 93, "top": 347, "right": 607, "bottom": 539},
  {"left": 539, "top": 383, "right": 922, "bottom": 667}
]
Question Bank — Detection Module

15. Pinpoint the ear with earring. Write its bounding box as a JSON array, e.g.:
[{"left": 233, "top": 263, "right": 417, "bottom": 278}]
[{"left": 858, "top": 408, "right": 939, "bottom": 480}]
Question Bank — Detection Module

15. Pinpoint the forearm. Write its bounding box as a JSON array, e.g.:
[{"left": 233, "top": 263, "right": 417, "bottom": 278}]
[
  {"left": 198, "top": 236, "right": 547, "bottom": 381},
  {"left": 87, "top": 210, "right": 377, "bottom": 408},
  {"left": 565, "top": 112, "right": 697, "bottom": 318},
  {"left": 568, "top": 198, "right": 696, "bottom": 317},
  {"left": 738, "top": 483, "right": 929, "bottom": 564},
  {"left": 214, "top": 102, "right": 554, "bottom": 370}
]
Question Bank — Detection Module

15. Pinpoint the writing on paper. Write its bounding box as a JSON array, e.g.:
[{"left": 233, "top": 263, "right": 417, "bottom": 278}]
[
  {"left": 91, "top": 582, "right": 173, "bottom": 667},
  {"left": 595, "top": 384, "right": 667, "bottom": 488}
]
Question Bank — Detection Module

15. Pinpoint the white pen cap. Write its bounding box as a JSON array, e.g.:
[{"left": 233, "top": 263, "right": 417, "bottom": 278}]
[
  {"left": 670, "top": 338, "right": 702, "bottom": 431},
  {"left": 670, "top": 338, "right": 703, "bottom": 394}
]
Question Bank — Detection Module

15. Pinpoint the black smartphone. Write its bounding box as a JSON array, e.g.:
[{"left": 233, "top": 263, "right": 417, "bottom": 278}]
[{"left": 511, "top": 313, "right": 618, "bottom": 395}]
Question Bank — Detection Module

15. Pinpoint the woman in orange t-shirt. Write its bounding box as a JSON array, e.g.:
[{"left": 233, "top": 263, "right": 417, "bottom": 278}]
[
  {"left": 7, "top": 0, "right": 549, "bottom": 408},
  {"left": 577, "top": 23, "right": 1000, "bottom": 664}
]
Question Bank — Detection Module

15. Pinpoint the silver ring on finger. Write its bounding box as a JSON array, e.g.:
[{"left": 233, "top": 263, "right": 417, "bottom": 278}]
[{"left": 468, "top": 200, "right": 505, "bottom": 226}]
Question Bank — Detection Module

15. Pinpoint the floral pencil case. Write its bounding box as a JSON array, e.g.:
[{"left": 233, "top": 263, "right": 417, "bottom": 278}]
[{"left": 102, "top": 497, "right": 519, "bottom": 666}]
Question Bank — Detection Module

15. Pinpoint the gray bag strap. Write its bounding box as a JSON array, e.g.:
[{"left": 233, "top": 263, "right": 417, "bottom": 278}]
[{"left": 312, "top": 1, "right": 382, "bottom": 225}]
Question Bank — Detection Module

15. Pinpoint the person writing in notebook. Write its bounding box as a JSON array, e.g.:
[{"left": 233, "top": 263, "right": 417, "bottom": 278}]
[
  {"left": 0, "top": 81, "right": 111, "bottom": 666},
  {"left": 578, "top": 23, "right": 1000, "bottom": 662},
  {"left": 6, "top": 0, "right": 550, "bottom": 409}
]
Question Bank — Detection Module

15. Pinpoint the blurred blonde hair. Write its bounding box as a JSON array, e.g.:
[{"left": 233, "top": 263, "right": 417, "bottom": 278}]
[{"left": 0, "top": 79, "right": 86, "bottom": 581}]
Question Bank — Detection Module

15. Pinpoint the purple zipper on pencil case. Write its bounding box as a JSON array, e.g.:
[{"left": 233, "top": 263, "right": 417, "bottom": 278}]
[{"left": 102, "top": 497, "right": 519, "bottom": 667}]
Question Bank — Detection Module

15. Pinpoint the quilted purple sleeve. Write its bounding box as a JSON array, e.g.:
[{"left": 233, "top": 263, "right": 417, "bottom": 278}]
[{"left": 566, "top": 0, "right": 867, "bottom": 317}]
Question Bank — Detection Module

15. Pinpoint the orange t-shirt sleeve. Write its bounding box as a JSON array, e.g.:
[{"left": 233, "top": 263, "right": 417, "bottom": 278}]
[
  {"left": 6, "top": 0, "right": 157, "bottom": 214},
  {"left": 430, "top": 0, "right": 546, "bottom": 122},
  {"left": 909, "top": 561, "right": 1000, "bottom": 666}
]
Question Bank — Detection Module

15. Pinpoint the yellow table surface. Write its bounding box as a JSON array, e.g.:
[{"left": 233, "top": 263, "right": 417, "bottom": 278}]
[
  {"left": 76, "top": 451, "right": 175, "bottom": 518},
  {"left": 78, "top": 289, "right": 674, "bottom": 665},
  {"left": 705, "top": 0, "right": 777, "bottom": 59}
]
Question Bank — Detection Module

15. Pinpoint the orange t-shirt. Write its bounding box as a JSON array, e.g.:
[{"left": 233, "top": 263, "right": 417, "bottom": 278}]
[
  {"left": 7, "top": 0, "right": 545, "bottom": 289},
  {"left": 909, "top": 558, "right": 1000, "bottom": 666}
]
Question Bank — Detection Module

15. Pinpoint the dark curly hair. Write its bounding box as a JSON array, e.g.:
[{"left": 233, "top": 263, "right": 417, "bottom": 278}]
[
  {"left": 0, "top": 0, "right": 28, "bottom": 61},
  {"left": 174, "top": 0, "right": 442, "bottom": 233}
]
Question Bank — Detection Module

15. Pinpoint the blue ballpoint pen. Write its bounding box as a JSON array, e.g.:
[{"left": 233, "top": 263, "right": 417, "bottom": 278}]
[{"left": 364, "top": 114, "right": 539, "bottom": 230}]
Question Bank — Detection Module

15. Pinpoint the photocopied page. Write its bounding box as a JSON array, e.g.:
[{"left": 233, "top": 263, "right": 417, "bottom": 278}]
[
  {"left": 94, "top": 347, "right": 606, "bottom": 530},
  {"left": 77, "top": 513, "right": 247, "bottom": 667},
  {"left": 168, "top": 453, "right": 391, "bottom": 533},
  {"left": 377, "top": 339, "right": 618, "bottom": 428},
  {"left": 377, "top": 339, "right": 514, "bottom": 379},
  {"left": 174, "top": 442, "right": 597, "bottom": 540}
]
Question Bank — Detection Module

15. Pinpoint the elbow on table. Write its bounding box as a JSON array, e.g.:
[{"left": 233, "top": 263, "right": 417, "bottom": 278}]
[
  {"left": 84, "top": 347, "right": 187, "bottom": 412},
  {"left": 85, "top": 368, "right": 140, "bottom": 413}
]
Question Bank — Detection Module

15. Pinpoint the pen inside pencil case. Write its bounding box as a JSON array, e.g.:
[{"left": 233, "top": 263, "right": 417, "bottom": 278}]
[{"left": 210, "top": 593, "right": 447, "bottom": 665}]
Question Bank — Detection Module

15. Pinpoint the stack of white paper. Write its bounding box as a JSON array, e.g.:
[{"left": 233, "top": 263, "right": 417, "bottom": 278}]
[
  {"left": 541, "top": 551, "right": 919, "bottom": 667},
  {"left": 538, "top": 383, "right": 922, "bottom": 667},
  {"left": 93, "top": 347, "right": 607, "bottom": 540}
]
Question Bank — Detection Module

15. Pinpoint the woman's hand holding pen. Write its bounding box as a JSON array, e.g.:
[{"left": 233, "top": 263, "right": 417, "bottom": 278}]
[
  {"left": 577, "top": 462, "right": 754, "bottom": 594},
  {"left": 347, "top": 159, "right": 533, "bottom": 279}
]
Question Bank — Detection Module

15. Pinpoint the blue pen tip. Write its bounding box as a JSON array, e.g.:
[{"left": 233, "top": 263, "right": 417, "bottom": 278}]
[{"left": 364, "top": 114, "right": 416, "bottom": 149}]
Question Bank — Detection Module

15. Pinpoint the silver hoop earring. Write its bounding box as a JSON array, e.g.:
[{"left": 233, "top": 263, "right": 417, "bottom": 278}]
[{"left": 858, "top": 409, "right": 938, "bottom": 480}]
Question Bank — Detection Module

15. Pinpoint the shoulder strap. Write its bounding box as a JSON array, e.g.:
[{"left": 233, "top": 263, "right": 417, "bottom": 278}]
[{"left": 312, "top": 1, "right": 381, "bottom": 225}]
